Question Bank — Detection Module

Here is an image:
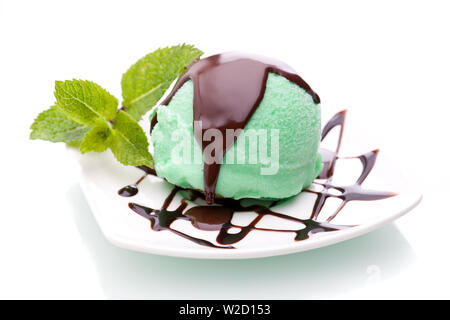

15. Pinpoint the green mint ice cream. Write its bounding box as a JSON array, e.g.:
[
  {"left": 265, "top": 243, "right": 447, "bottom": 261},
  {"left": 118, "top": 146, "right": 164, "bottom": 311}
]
[{"left": 151, "top": 72, "right": 322, "bottom": 200}]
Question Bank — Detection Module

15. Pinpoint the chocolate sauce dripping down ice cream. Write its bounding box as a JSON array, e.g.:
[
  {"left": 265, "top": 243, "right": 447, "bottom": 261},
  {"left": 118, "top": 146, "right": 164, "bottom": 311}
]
[
  {"left": 155, "top": 53, "right": 320, "bottom": 204},
  {"left": 124, "top": 111, "right": 396, "bottom": 249}
]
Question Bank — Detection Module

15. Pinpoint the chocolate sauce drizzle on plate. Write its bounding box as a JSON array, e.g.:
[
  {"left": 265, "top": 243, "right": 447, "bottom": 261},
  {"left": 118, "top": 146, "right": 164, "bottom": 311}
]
[
  {"left": 117, "top": 166, "right": 157, "bottom": 197},
  {"left": 120, "top": 111, "right": 396, "bottom": 249},
  {"left": 152, "top": 53, "right": 320, "bottom": 204}
]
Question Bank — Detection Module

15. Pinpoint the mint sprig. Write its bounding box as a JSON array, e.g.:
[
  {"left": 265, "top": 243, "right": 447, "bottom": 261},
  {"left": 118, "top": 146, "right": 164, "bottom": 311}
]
[{"left": 30, "top": 44, "right": 203, "bottom": 168}]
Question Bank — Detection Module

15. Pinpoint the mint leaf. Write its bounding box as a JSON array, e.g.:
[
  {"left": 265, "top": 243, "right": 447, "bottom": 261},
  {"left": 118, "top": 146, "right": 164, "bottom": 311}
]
[
  {"left": 109, "top": 111, "right": 153, "bottom": 167},
  {"left": 30, "top": 106, "right": 90, "bottom": 143},
  {"left": 80, "top": 123, "right": 111, "bottom": 153},
  {"left": 55, "top": 80, "right": 118, "bottom": 126},
  {"left": 67, "top": 140, "right": 82, "bottom": 148},
  {"left": 121, "top": 44, "right": 203, "bottom": 121}
]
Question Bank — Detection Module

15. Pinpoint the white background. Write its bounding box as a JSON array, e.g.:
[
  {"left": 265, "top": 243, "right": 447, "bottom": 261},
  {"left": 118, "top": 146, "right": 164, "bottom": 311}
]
[{"left": 0, "top": 0, "right": 449, "bottom": 299}]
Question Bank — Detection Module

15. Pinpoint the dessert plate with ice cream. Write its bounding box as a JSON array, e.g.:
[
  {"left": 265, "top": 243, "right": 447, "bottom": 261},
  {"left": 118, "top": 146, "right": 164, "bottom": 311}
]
[{"left": 69, "top": 52, "right": 421, "bottom": 259}]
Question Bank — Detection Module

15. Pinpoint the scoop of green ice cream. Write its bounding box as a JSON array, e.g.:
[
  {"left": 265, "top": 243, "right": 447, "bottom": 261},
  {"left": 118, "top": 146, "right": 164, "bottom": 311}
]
[{"left": 151, "top": 72, "right": 322, "bottom": 200}]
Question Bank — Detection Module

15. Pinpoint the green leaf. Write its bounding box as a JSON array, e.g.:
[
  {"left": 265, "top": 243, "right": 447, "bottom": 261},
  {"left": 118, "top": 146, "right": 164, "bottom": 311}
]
[
  {"left": 80, "top": 123, "right": 111, "bottom": 153},
  {"left": 30, "top": 106, "right": 90, "bottom": 143},
  {"left": 54, "top": 79, "right": 118, "bottom": 126},
  {"left": 121, "top": 44, "right": 203, "bottom": 121},
  {"left": 109, "top": 111, "right": 153, "bottom": 167},
  {"left": 66, "top": 140, "right": 82, "bottom": 148}
]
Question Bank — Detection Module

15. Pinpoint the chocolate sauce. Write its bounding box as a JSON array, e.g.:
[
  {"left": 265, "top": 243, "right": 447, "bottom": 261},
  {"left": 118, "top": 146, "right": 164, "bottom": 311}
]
[
  {"left": 118, "top": 166, "right": 157, "bottom": 197},
  {"left": 155, "top": 53, "right": 320, "bottom": 204},
  {"left": 124, "top": 111, "right": 396, "bottom": 249},
  {"left": 118, "top": 174, "right": 146, "bottom": 197},
  {"left": 118, "top": 184, "right": 139, "bottom": 197},
  {"left": 136, "top": 165, "right": 157, "bottom": 176},
  {"left": 128, "top": 188, "right": 233, "bottom": 249},
  {"left": 128, "top": 184, "right": 354, "bottom": 246},
  {"left": 308, "top": 110, "right": 395, "bottom": 221}
]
